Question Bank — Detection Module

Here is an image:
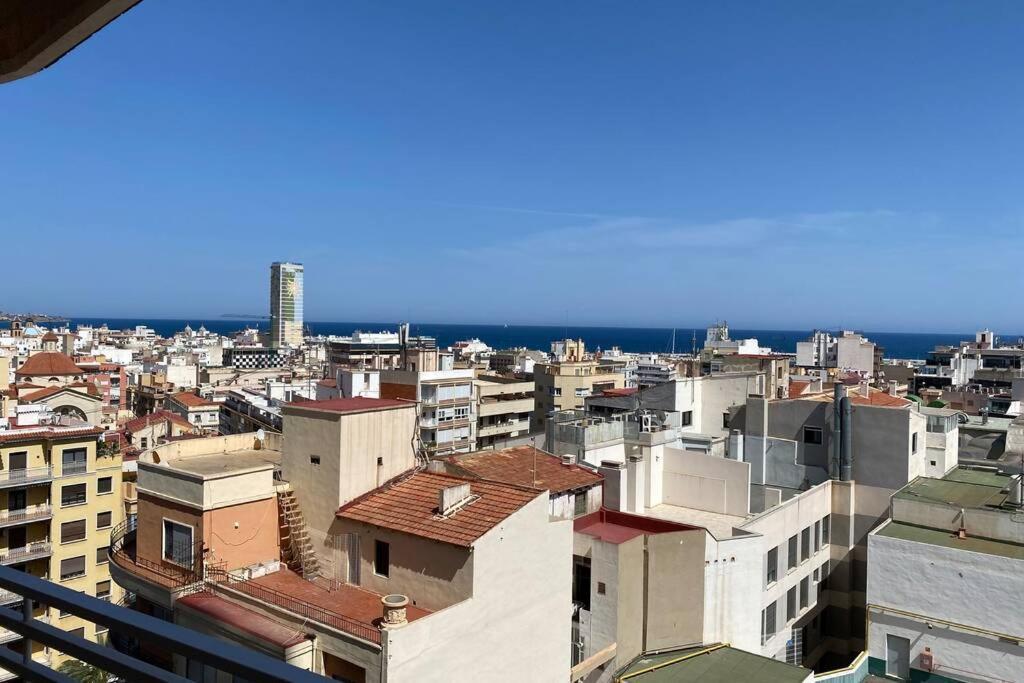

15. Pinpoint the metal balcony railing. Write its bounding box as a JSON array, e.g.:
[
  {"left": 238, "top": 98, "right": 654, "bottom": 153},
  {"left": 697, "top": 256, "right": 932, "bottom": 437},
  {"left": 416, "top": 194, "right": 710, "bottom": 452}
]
[
  {"left": 0, "top": 506, "right": 52, "bottom": 529},
  {"left": 0, "top": 543, "right": 52, "bottom": 566},
  {"left": 0, "top": 468, "right": 52, "bottom": 489},
  {"left": 0, "top": 565, "right": 326, "bottom": 683},
  {"left": 109, "top": 515, "right": 209, "bottom": 589},
  {"left": 61, "top": 461, "right": 88, "bottom": 476}
]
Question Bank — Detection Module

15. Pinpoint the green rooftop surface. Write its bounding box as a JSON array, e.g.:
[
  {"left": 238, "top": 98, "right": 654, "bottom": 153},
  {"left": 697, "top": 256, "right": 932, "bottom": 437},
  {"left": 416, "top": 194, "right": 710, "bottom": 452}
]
[
  {"left": 894, "top": 468, "right": 1012, "bottom": 509},
  {"left": 876, "top": 521, "right": 1024, "bottom": 561},
  {"left": 616, "top": 644, "right": 809, "bottom": 682}
]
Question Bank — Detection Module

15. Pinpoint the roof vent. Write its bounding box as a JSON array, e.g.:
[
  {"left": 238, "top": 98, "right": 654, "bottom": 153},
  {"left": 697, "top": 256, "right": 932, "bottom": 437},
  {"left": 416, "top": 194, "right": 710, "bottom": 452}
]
[
  {"left": 561, "top": 455, "right": 574, "bottom": 466},
  {"left": 438, "top": 483, "right": 472, "bottom": 516}
]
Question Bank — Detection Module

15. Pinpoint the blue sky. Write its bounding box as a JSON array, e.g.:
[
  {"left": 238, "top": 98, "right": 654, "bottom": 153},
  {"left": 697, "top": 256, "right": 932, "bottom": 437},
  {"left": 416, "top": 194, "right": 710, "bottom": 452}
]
[{"left": 3, "top": 1, "right": 1023, "bottom": 332}]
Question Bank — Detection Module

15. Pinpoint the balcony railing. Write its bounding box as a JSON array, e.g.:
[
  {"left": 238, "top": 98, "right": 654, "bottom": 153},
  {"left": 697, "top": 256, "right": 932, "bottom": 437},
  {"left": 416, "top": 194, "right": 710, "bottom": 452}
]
[
  {"left": 0, "top": 468, "right": 52, "bottom": 489},
  {"left": 109, "top": 515, "right": 207, "bottom": 589},
  {"left": 61, "top": 461, "right": 89, "bottom": 476},
  {"left": 0, "top": 564, "right": 326, "bottom": 683},
  {"left": 0, "top": 543, "right": 52, "bottom": 566},
  {"left": 478, "top": 419, "right": 530, "bottom": 437},
  {"left": 0, "top": 506, "right": 52, "bottom": 529}
]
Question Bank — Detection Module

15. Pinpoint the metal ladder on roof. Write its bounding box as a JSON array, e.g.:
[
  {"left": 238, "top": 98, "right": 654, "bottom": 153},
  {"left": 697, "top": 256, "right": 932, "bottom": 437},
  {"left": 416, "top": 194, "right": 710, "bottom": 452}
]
[{"left": 278, "top": 488, "right": 321, "bottom": 579}]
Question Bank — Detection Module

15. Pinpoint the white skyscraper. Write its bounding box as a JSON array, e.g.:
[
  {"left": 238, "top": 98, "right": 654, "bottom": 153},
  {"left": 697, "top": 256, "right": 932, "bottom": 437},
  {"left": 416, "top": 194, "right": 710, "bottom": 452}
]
[{"left": 270, "top": 261, "right": 304, "bottom": 348}]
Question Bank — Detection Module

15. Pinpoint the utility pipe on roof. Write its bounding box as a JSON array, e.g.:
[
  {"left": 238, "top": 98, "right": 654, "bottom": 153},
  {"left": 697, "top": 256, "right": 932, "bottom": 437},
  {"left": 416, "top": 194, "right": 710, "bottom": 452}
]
[
  {"left": 832, "top": 383, "right": 843, "bottom": 479},
  {"left": 840, "top": 395, "right": 853, "bottom": 482}
]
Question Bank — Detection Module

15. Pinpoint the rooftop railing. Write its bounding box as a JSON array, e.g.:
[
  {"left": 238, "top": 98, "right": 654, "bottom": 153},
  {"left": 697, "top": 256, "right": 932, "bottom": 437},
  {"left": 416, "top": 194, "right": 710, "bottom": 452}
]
[{"left": 0, "top": 564, "right": 326, "bottom": 683}]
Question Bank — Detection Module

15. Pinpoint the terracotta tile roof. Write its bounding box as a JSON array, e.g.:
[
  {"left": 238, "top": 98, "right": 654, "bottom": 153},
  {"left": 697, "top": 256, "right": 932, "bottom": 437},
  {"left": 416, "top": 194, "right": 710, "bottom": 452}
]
[
  {"left": 788, "top": 380, "right": 810, "bottom": 399},
  {"left": 286, "top": 397, "right": 412, "bottom": 415},
  {"left": 177, "top": 592, "right": 308, "bottom": 648},
  {"left": 15, "top": 352, "right": 83, "bottom": 377},
  {"left": 316, "top": 379, "right": 337, "bottom": 388},
  {"left": 600, "top": 387, "right": 638, "bottom": 397},
  {"left": 124, "top": 409, "right": 193, "bottom": 433},
  {"left": 40, "top": 332, "right": 59, "bottom": 342},
  {"left": 0, "top": 425, "right": 103, "bottom": 445},
  {"left": 337, "top": 471, "right": 540, "bottom": 547},
  {"left": 849, "top": 388, "right": 910, "bottom": 407},
  {"left": 169, "top": 391, "right": 218, "bottom": 408},
  {"left": 447, "top": 447, "right": 602, "bottom": 495},
  {"left": 575, "top": 508, "right": 701, "bottom": 545}
]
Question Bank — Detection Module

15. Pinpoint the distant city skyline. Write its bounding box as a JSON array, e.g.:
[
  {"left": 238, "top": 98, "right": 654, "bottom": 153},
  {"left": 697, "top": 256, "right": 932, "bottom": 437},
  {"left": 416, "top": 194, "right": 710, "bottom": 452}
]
[{"left": 5, "top": 1, "right": 1024, "bottom": 331}]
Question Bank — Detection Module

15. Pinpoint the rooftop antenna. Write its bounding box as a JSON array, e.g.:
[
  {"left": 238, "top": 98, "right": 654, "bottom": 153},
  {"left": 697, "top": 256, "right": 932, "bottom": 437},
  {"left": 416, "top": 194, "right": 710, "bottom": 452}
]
[
  {"left": 691, "top": 330, "right": 697, "bottom": 356},
  {"left": 671, "top": 328, "right": 676, "bottom": 355}
]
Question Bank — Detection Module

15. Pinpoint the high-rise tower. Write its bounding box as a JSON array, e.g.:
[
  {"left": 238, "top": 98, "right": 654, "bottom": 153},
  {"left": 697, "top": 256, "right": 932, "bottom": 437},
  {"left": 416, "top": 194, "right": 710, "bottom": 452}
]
[{"left": 270, "top": 262, "right": 304, "bottom": 348}]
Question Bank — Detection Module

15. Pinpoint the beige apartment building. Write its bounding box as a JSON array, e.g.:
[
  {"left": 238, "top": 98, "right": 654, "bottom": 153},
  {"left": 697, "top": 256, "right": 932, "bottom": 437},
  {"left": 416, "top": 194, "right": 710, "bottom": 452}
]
[
  {"left": 0, "top": 422, "right": 123, "bottom": 674},
  {"left": 534, "top": 360, "right": 626, "bottom": 425},
  {"left": 474, "top": 374, "right": 534, "bottom": 448}
]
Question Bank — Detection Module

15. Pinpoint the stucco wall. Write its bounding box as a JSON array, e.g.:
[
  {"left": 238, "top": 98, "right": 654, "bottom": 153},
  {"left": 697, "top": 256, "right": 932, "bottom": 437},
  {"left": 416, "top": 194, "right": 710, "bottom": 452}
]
[
  {"left": 645, "top": 529, "right": 706, "bottom": 650},
  {"left": 382, "top": 494, "right": 572, "bottom": 683},
  {"left": 661, "top": 447, "right": 750, "bottom": 517},
  {"left": 204, "top": 497, "right": 280, "bottom": 570},
  {"left": 702, "top": 533, "right": 761, "bottom": 653}
]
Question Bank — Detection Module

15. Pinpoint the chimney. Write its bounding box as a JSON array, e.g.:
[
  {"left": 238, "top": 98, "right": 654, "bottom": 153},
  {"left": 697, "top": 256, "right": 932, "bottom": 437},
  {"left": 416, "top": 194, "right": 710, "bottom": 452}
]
[
  {"left": 381, "top": 594, "right": 409, "bottom": 628},
  {"left": 561, "top": 454, "right": 574, "bottom": 466},
  {"left": 888, "top": 380, "right": 898, "bottom": 397},
  {"left": 859, "top": 378, "right": 870, "bottom": 398},
  {"left": 438, "top": 483, "right": 472, "bottom": 516},
  {"left": 598, "top": 460, "right": 627, "bottom": 512}
]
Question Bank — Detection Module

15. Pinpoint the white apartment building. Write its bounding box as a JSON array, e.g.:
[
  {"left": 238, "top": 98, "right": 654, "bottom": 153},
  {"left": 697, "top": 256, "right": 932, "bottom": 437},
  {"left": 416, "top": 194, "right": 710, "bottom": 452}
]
[{"left": 380, "top": 368, "right": 476, "bottom": 456}]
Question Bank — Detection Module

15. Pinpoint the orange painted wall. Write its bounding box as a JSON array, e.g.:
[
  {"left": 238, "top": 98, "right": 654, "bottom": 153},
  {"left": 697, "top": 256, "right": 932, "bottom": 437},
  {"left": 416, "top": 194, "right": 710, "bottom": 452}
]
[
  {"left": 202, "top": 497, "right": 281, "bottom": 570},
  {"left": 380, "top": 383, "right": 416, "bottom": 401}
]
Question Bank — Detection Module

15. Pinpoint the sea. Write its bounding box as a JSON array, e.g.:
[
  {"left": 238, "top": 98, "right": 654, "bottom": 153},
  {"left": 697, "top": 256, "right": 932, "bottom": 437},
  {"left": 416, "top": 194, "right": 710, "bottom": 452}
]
[{"left": 4, "top": 318, "right": 1017, "bottom": 361}]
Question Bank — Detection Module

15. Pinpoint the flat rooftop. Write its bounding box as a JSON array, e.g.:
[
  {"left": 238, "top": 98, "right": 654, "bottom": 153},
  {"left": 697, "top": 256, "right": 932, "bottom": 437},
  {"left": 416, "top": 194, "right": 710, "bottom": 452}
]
[
  {"left": 616, "top": 644, "right": 810, "bottom": 682},
  {"left": 645, "top": 504, "right": 747, "bottom": 540},
  {"left": 875, "top": 521, "right": 1024, "bottom": 561},
  {"left": 162, "top": 450, "right": 280, "bottom": 478},
  {"left": 575, "top": 509, "right": 699, "bottom": 545},
  {"left": 894, "top": 468, "right": 1014, "bottom": 510}
]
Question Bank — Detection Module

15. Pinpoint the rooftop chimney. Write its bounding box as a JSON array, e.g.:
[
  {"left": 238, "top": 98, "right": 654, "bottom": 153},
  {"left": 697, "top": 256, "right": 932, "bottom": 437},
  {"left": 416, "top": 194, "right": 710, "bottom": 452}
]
[
  {"left": 561, "top": 454, "right": 574, "bottom": 466},
  {"left": 438, "top": 483, "right": 472, "bottom": 516},
  {"left": 888, "top": 381, "right": 899, "bottom": 397}
]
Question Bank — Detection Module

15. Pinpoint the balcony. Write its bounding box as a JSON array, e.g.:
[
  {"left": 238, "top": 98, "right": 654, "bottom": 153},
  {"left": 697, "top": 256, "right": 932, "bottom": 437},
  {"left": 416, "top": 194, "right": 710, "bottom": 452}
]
[
  {"left": 478, "top": 419, "right": 530, "bottom": 438},
  {"left": 0, "top": 543, "right": 52, "bottom": 566},
  {"left": 0, "top": 505, "right": 52, "bottom": 530},
  {"left": 0, "top": 467, "right": 52, "bottom": 490},
  {"left": 61, "top": 461, "right": 89, "bottom": 476},
  {"left": 478, "top": 396, "right": 534, "bottom": 417},
  {"left": 0, "top": 616, "right": 47, "bottom": 644},
  {"left": 0, "top": 565, "right": 325, "bottom": 683},
  {"left": 109, "top": 515, "right": 205, "bottom": 593}
]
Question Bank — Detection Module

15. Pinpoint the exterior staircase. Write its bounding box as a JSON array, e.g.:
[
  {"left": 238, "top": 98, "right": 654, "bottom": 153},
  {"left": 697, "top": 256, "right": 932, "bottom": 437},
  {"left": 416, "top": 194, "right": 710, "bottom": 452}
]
[{"left": 278, "top": 488, "right": 321, "bottom": 579}]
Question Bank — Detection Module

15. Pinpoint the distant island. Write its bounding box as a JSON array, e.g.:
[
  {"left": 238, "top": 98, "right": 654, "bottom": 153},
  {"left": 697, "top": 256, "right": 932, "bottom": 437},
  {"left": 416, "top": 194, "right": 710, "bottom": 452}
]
[
  {"left": 0, "top": 312, "right": 67, "bottom": 322},
  {"left": 221, "top": 314, "right": 270, "bottom": 319}
]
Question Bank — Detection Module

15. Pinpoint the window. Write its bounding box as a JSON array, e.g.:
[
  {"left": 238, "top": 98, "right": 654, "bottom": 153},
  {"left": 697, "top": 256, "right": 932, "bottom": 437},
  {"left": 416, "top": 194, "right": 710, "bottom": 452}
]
[
  {"left": 96, "top": 580, "right": 111, "bottom": 601},
  {"left": 813, "top": 566, "right": 820, "bottom": 582},
  {"left": 61, "top": 519, "right": 86, "bottom": 544},
  {"left": 761, "top": 602, "right": 776, "bottom": 644},
  {"left": 821, "top": 515, "right": 830, "bottom": 545},
  {"left": 766, "top": 547, "right": 778, "bottom": 585},
  {"left": 140, "top": 437, "right": 149, "bottom": 449},
  {"left": 97, "top": 511, "right": 112, "bottom": 529},
  {"left": 97, "top": 546, "right": 109, "bottom": 565},
  {"left": 61, "top": 483, "right": 87, "bottom": 507},
  {"left": 163, "top": 519, "right": 194, "bottom": 567},
  {"left": 574, "top": 387, "right": 590, "bottom": 398},
  {"left": 374, "top": 540, "right": 390, "bottom": 578},
  {"left": 787, "top": 535, "right": 798, "bottom": 569},
  {"left": 310, "top": 455, "right": 321, "bottom": 466},
  {"left": 572, "top": 556, "right": 591, "bottom": 610},
  {"left": 722, "top": 412, "right": 730, "bottom": 429},
  {"left": 97, "top": 477, "right": 113, "bottom": 495},
  {"left": 550, "top": 387, "right": 561, "bottom": 397},
  {"left": 819, "top": 561, "right": 829, "bottom": 588},
  {"left": 930, "top": 460, "right": 937, "bottom": 467},
  {"left": 681, "top": 411, "right": 693, "bottom": 427},
  {"left": 799, "top": 576, "right": 809, "bottom": 609},
  {"left": 787, "top": 586, "right": 797, "bottom": 621},
  {"left": 574, "top": 493, "right": 587, "bottom": 517},
  {"left": 62, "top": 448, "right": 87, "bottom": 475},
  {"left": 912, "top": 432, "right": 919, "bottom": 454},
  {"left": 801, "top": 527, "right": 811, "bottom": 562},
  {"left": 597, "top": 582, "right": 606, "bottom": 595},
  {"left": 454, "top": 406, "right": 470, "bottom": 420},
  {"left": 814, "top": 520, "right": 821, "bottom": 553},
  {"left": 802, "top": 427, "right": 823, "bottom": 445},
  {"left": 60, "top": 556, "right": 86, "bottom": 581}
]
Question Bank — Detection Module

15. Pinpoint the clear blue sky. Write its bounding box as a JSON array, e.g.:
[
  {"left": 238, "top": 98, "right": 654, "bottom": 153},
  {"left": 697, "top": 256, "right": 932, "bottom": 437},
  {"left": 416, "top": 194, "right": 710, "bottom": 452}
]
[{"left": 3, "top": 1, "right": 1023, "bottom": 332}]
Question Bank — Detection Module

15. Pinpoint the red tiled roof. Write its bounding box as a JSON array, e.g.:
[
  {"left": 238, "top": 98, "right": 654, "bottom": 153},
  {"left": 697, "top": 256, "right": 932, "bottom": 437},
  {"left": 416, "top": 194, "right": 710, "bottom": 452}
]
[
  {"left": 316, "top": 379, "right": 337, "bottom": 388},
  {"left": 337, "top": 471, "right": 539, "bottom": 547},
  {"left": 15, "top": 352, "right": 83, "bottom": 377},
  {"left": 41, "top": 332, "right": 59, "bottom": 342},
  {"left": 788, "top": 380, "right": 810, "bottom": 399},
  {"left": 124, "top": 409, "right": 193, "bottom": 433},
  {"left": 447, "top": 447, "right": 602, "bottom": 495},
  {"left": 849, "top": 389, "right": 909, "bottom": 407},
  {"left": 574, "top": 508, "right": 701, "bottom": 545},
  {"left": 169, "top": 391, "right": 218, "bottom": 408},
  {"left": 176, "top": 592, "right": 309, "bottom": 648},
  {"left": 287, "top": 397, "right": 412, "bottom": 415},
  {"left": 600, "top": 387, "right": 638, "bottom": 397},
  {"left": 0, "top": 425, "right": 103, "bottom": 445}
]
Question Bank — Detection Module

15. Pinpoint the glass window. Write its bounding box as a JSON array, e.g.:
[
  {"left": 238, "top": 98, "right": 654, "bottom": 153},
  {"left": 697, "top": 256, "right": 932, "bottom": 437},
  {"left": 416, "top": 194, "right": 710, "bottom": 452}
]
[
  {"left": 800, "top": 576, "right": 809, "bottom": 609},
  {"left": 60, "top": 556, "right": 86, "bottom": 581},
  {"left": 681, "top": 411, "right": 693, "bottom": 427},
  {"left": 61, "top": 483, "right": 87, "bottom": 507},
  {"left": 97, "top": 511, "right": 112, "bottom": 529},
  {"left": 97, "top": 477, "right": 113, "bottom": 495},
  {"left": 62, "top": 448, "right": 87, "bottom": 475},
  {"left": 374, "top": 539, "right": 390, "bottom": 578},
  {"left": 787, "top": 586, "right": 797, "bottom": 621},
  {"left": 787, "top": 535, "right": 798, "bottom": 569},
  {"left": 61, "top": 519, "right": 86, "bottom": 543},
  {"left": 822, "top": 515, "right": 830, "bottom": 545},
  {"left": 96, "top": 546, "right": 109, "bottom": 565},
  {"left": 803, "top": 427, "right": 823, "bottom": 445},
  {"left": 766, "top": 547, "right": 778, "bottom": 585},
  {"left": 574, "top": 493, "right": 587, "bottom": 517},
  {"left": 96, "top": 580, "right": 111, "bottom": 600},
  {"left": 163, "top": 519, "right": 194, "bottom": 567},
  {"left": 572, "top": 557, "right": 591, "bottom": 610},
  {"left": 801, "top": 527, "right": 811, "bottom": 562},
  {"left": 814, "top": 520, "right": 821, "bottom": 553},
  {"left": 761, "top": 602, "right": 776, "bottom": 644},
  {"left": 912, "top": 432, "right": 919, "bottom": 454}
]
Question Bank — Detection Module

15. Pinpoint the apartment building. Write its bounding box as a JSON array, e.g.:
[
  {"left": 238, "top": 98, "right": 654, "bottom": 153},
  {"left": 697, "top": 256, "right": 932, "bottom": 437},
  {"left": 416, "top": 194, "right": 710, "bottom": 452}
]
[
  {"left": 325, "top": 329, "right": 439, "bottom": 372},
  {"left": 269, "top": 262, "right": 304, "bottom": 349},
  {"left": 109, "top": 401, "right": 574, "bottom": 682},
  {"left": 867, "top": 469, "right": 1024, "bottom": 682},
  {"left": 534, "top": 360, "right": 626, "bottom": 425},
  {"left": 705, "top": 353, "right": 791, "bottom": 400},
  {"left": 166, "top": 391, "right": 220, "bottom": 433},
  {"left": 381, "top": 368, "right": 476, "bottom": 456},
  {"left": 795, "top": 331, "right": 876, "bottom": 378},
  {"left": 0, "top": 420, "right": 123, "bottom": 672},
  {"left": 473, "top": 374, "right": 534, "bottom": 448}
]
